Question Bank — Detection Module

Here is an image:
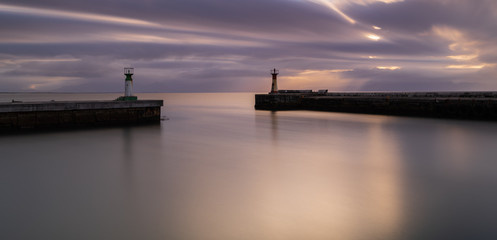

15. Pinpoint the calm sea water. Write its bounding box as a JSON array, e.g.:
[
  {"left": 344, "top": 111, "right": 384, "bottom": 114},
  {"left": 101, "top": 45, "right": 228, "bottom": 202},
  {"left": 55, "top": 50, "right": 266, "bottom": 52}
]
[{"left": 2, "top": 92, "right": 497, "bottom": 240}]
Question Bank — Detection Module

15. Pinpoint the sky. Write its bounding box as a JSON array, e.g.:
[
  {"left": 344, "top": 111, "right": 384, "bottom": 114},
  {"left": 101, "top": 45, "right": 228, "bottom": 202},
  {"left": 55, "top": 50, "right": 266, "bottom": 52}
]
[{"left": 1, "top": 0, "right": 496, "bottom": 92}]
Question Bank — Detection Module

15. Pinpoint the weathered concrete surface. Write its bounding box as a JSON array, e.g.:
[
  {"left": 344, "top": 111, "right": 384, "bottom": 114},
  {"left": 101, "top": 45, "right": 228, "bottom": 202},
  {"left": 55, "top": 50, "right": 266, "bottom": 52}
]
[
  {"left": 0, "top": 100, "right": 163, "bottom": 112},
  {"left": 255, "top": 92, "right": 497, "bottom": 120},
  {"left": 0, "top": 100, "right": 163, "bottom": 131}
]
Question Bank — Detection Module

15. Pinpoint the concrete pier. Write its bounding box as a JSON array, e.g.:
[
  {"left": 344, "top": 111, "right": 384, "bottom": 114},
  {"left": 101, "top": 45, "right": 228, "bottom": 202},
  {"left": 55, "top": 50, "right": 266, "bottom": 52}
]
[
  {"left": 255, "top": 92, "right": 497, "bottom": 120},
  {"left": 0, "top": 100, "right": 163, "bottom": 131}
]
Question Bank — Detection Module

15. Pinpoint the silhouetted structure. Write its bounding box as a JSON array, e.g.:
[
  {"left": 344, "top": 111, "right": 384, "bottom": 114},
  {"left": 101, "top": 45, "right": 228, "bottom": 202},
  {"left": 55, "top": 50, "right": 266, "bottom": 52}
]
[
  {"left": 270, "top": 68, "right": 279, "bottom": 94},
  {"left": 255, "top": 91, "right": 497, "bottom": 121}
]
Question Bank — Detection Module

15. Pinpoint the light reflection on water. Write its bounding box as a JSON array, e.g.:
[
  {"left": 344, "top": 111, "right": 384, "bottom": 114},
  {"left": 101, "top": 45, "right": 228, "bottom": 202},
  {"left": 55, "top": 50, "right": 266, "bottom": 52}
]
[{"left": 2, "top": 93, "right": 497, "bottom": 239}]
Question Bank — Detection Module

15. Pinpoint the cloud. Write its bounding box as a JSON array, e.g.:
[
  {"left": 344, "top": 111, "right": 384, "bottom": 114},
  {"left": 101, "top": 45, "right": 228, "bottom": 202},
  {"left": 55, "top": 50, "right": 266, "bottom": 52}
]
[
  {"left": 344, "top": 67, "right": 490, "bottom": 91},
  {"left": 1, "top": 0, "right": 497, "bottom": 92}
]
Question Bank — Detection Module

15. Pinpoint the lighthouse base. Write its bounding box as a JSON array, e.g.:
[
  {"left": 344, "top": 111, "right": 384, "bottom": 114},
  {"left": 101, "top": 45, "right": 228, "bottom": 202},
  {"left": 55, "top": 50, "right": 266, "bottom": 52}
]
[{"left": 116, "top": 96, "right": 138, "bottom": 101}]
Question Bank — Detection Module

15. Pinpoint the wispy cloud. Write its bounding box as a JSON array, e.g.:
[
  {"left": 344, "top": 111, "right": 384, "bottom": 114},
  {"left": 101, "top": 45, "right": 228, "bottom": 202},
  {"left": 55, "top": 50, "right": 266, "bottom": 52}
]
[
  {"left": 376, "top": 66, "right": 400, "bottom": 70},
  {"left": 1, "top": 0, "right": 497, "bottom": 92},
  {"left": 0, "top": 3, "right": 161, "bottom": 27},
  {"left": 306, "top": 0, "right": 357, "bottom": 24}
]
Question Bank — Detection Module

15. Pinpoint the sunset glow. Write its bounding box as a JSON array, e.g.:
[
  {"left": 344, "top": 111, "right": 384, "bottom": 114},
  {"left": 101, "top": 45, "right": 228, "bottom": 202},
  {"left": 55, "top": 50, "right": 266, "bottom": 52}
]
[
  {"left": 1, "top": 0, "right": 496, "bottom": 92},
  {"left": 376, "top": 66, "right": 401, "bottom": 70},
  {"left": 446, "top": 65, "right": 485, "bottom": 69},
  {"left": 367, "top": 34, "right": 381, "bottom": 41},
  {"left": 307, "top": 0, "right": 357, "bottom": 24},
  {"left": 4, "top": 2, "right": 497, "bottom": 240},
  {"left": 447, "top": 55, "right": 478, "bottom": 61}
]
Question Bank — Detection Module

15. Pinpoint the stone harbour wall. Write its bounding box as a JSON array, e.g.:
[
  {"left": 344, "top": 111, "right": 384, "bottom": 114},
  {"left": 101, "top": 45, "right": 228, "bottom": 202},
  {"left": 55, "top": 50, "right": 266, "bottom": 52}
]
[
  {"left": 0, "top": 100, "right": 163, "bottom": 131},
  {"left": 255, "top": 93, "right": 497, "bottom": 121}
]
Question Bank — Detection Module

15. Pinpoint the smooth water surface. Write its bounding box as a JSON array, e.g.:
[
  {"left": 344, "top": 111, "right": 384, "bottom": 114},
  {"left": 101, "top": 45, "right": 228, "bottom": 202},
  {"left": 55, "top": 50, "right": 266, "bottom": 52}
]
[{"left": 1, "top": 93, "right": 497, "bottom": 239}]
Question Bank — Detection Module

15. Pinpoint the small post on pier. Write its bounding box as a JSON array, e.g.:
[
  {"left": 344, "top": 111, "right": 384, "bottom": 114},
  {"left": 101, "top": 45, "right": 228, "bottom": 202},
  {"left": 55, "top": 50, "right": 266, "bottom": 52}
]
[
  {"left": 270, "top": 68, "right": 279, "bottom": 94},
  {"left": 117, "top": 68, "right": 138, "bottom": 101},
  {"left": 124, "top": 68, "right": 134, "bottom": 97}
]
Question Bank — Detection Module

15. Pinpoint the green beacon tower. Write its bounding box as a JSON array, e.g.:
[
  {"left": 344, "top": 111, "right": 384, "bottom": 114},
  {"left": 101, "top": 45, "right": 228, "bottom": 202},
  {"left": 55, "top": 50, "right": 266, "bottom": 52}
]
[{"left": 117, "top": 67, "right": 138, "bottom": 101}]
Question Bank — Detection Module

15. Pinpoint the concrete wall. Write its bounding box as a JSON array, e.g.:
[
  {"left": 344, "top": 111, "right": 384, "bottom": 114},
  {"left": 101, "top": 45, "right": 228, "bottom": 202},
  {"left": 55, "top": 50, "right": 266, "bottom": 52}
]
[
  {"left": 315, "top": 91, "right": 497, "bottom": 98},
  {"left": 0, "top": 100, "right": 163, "bottom": 112},
  {"left": 255, "top": 93, "right": 497, "bottom": 120},
  {"left": 0, "top": 100, "right": 163, "bottom": 131}
]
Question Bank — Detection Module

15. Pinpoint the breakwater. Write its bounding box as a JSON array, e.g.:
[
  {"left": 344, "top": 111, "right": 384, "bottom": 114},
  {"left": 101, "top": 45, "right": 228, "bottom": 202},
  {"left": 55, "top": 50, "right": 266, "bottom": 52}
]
[
  {"left": 255, "top": 92, "right": 497, "bottom": 120},
  {"left": 0, "top": 100, "right": 163, "bottom": 131}
]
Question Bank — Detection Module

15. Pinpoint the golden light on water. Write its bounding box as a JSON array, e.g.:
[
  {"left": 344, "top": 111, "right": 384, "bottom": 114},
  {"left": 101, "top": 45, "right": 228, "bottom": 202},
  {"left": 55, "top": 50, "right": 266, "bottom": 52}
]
[
  {"left": 231, "top": 111, "right": 406, "bottom": 239},
  {"left": 363, "top": 121, "right": 405, "bottom": 238}
]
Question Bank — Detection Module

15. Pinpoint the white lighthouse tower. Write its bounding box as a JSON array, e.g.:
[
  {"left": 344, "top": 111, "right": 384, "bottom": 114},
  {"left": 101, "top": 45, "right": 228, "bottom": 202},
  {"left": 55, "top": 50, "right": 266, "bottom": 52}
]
[
  {"left": 117, "top": 67, "right": 138, "bottom": 101},
  {"left": 124, "top": 67, "right": 134, "bottom": 97}
]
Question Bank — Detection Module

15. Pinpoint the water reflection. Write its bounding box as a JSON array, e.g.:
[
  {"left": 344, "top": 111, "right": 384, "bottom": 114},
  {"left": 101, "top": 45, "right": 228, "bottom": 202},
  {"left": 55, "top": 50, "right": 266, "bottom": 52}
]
[
  {"left": 387, "top": 118, "right": 497, "bottom": 239},
  {"left": 3, "top": 93, "right": 497, "bottom": 239},
  {"left": 362, "top": 122, "right": 404, "bottom": 238},
  {"left": 252, "top": 110, "right": 406, "bottom": 239},
  {"left": 122, "top": 127, "right": 134, "bottom": 176},
  {"left": 271, "top": 111, "right": 278, "bottom": 144}
]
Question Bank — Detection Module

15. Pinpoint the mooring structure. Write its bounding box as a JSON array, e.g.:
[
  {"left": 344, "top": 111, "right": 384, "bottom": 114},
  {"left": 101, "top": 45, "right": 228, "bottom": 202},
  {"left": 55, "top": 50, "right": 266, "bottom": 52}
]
[
  {"left": 255, "top": 70, "right": 497, "bottom": 121},
  {"left": 0, "top": 68, "right": 163, "bottom": 131}
]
